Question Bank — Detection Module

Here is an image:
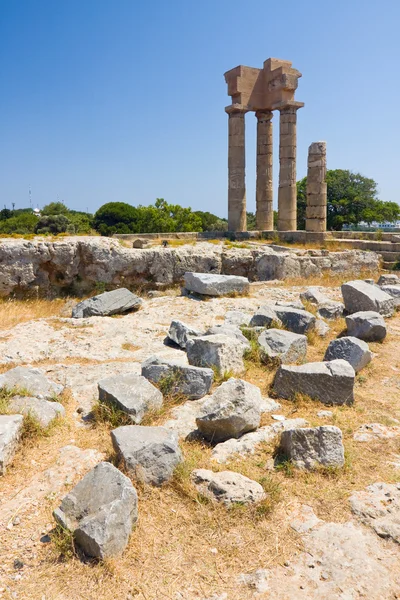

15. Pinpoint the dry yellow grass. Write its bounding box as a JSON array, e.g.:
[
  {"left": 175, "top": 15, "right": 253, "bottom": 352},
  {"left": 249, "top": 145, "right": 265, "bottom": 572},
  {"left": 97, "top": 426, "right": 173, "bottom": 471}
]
[
  {"left": 0, "top": 282, "right": 399, "bottom": 599},
  {"left": 0, "top": 297, "right": 68, "bottom": 330}
]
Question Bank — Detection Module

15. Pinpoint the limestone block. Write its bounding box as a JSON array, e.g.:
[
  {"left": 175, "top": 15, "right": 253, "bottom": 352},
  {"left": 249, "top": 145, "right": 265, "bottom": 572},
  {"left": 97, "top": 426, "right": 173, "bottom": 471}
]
[
  {"left": 98, "top": 373, "right": 163, "bottom": 424},
  {"left": 141, "top": 356, "right": 213, "bottom": 400},
  {"left": 324, "top": 336, "right": 371, "bottom": 373},
  {"left": 345, "top": 311, "right": 387, "bottom": 342},
  {"left": 341, "top": 280, "right": 394, "bottom": 317},
  {"left": 8, "top": 396, "right": 65, "bottom": 427},
  {"left": 191, "top": 469, "right": 265, "bottom": 505},
  {"left": 258, "top": 328, "right": 307, "bottom": 364},
  {"left": 186, "top": 334, "right": 245, "bottom": 375},
  {"left": 279, "top": 426, "right": 344, "bottom": 469},
  {"left": 0, "top": 414, "right": 23, "bottom": 475},
  {"left": 167, "top": 319, "right": 201, "bottom": 349},
  {"left": 72, "top": 288, "right": 142, "bottom": 318},
  {"left": 0, "top": 367, "right": 63, "bottom": 400},
  {"left": 184, "top": 272, "right": 249, "bottom": 297}
]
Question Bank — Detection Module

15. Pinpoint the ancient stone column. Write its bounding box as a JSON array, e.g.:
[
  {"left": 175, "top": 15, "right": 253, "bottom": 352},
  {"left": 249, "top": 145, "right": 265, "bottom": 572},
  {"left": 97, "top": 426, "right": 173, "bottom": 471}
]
[
  {"left": 255, "top": 110, "right": 274, "bottom": 231},
  {"left": 277, "top": 105, "right": 300, "bottom": 231},
  {"left": 306, "top": 141, "right": 327, "bottom": 232},
  {"left": 226, "top": 105, "right": 247, "bottom": 232}
]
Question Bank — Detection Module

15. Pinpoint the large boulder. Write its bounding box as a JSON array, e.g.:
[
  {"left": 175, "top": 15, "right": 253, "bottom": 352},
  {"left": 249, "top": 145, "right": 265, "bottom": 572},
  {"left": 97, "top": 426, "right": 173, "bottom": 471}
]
[
  {"left": 341, "top": 280, "right": 394, "bottom": 317},
  {"left": 273, "top": 307, "right": 316, "bottom": 334},
  {"left": 195, "top": 378, "right": 262, "bottom": 443},
  {"left": 186, "top": 334, "right": 245, "bottom": 375},
  {"left": 380, "top": 284, "right": 400, "bottom": 307},
  {"left": 273, "top": 359, "right": 355, "bottom": 406},
  {"left": 345, "top": 311, "right": 387, "bottom": 342},
  {"left": 279, "top": 426, "right": 345, "bottom": 469},
  {"left": 141, "top": 356, "right": 213, "bottom": 400},
  {"left": 0, "top": 367, "right": 63, "bottom": 400},
  {"left": 0, "top": 414, "right": 23, "bottom": 475},
  {"left": 111, "top": 425, "right": 182, "bottom": 486},
  {"left": 300, "top": 287, "right": 344, "bottom": 320},
  {"left": 72, "top": 288, "right": 142, "bottom": 318},
  {"left": 324, "top": 336, "right": 372, "bottom": 373},
  {"left": 204, "top": 325, "right": 250, "bottom": 348},
  {"left": 183, "top": 272, "right": 249, "bottom": 297},
  {"left": 8, "top": 396, "right": 65, "bottom": 427},
  {"left": 191, "top": 469, "right": 265, "bottom": 505},
  {"left": 167, "top": 319, "right": 201, "bottom": 349},
  {"left": 53, "top": 461, "right": 138, "bottom": 558},
  {"left": 98, "top": 373, "right": 163, "bottom": 423},
  {"left": 258, "top": 329, "right": 307, "bottom": 364},
  {"left": 249, "top": 305, "right": 282, "bottom": 328}
]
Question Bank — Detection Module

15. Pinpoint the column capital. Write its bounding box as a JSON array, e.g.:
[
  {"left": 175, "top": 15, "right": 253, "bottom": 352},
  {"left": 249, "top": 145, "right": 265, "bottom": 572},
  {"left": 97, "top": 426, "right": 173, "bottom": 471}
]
[
  {"left": 225, "top": 104, "right": 249, "bottom": 115},
  {"left": 255, "top": 110, "right": 273, "bottom": 121},
  {"left": 273, "top": 100, "right": 304, "bottom": 113}
]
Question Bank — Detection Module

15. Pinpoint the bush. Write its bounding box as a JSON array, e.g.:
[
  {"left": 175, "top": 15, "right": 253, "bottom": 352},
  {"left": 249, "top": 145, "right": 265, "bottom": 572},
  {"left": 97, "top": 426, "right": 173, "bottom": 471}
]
[{"left": 35, "top": 215, "right": 72, "bottom": 235}]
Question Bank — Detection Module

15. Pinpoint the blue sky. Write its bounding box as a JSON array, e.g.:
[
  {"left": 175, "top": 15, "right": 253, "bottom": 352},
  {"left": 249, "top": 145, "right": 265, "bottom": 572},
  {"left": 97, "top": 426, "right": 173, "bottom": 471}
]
[{"left": 1, "top": 0, "right": 399, "bottom": 217}]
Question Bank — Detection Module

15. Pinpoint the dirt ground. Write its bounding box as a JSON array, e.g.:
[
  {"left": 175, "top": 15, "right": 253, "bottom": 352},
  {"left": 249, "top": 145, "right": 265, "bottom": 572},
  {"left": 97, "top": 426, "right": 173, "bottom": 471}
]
[{"left": 0, "top": 278, "right": 399, "bottom": 600}]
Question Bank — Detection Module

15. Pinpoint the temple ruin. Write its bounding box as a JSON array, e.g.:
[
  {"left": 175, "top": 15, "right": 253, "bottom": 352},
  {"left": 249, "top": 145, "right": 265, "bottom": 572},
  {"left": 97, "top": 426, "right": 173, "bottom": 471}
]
[{"left": 224, "top": 58, "right": 327, "bottom": 235}]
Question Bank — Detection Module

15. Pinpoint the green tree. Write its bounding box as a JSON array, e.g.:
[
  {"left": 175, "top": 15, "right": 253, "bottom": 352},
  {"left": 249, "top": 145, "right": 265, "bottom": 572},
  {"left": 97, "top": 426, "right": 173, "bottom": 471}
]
[
  {"left": 297, "top": 169, "right": 400, "bottom": 230},
  {"left": 34, "top": 214, "right": 73, "bottom": 234},
  {"left": 41, "top": 202, "right": 70, "bottom": 216},
  {"left": 0, "top": 212, "right": 37, "bottom": 234}
]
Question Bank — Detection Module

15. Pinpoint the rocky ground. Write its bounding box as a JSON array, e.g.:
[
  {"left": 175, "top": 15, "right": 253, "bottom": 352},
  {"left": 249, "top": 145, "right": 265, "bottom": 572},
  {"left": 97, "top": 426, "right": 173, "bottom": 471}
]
[{"left": 0, "top": 276, "right": 400, "bottom": 599}]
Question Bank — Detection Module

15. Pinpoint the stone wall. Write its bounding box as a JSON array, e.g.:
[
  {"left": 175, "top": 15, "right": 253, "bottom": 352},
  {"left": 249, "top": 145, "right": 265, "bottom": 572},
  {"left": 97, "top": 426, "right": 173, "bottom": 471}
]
[{"left": 0, "top": 237, "right": 380, "bottom": 297}]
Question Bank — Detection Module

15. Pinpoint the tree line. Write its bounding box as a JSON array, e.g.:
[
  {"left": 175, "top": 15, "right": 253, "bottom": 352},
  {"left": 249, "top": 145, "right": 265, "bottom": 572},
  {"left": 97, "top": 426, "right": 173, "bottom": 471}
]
[{"left": 1, "top": 170, "right": 399, "bottom": 236}]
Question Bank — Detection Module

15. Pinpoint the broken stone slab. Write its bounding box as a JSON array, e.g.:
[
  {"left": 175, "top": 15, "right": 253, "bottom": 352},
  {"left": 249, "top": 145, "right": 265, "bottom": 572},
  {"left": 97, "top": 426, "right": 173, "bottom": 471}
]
[
  {"left": 53, "top": 461, "right": 138, "bottom": 558},
  {"left": 141, "top": 356, "right": 213, "bottom": 400},
  {"left": 273, "top": 359, "right": 355, "bottom": 406},
  {"left": 258, "top": 328, "right": 307, "bottom": 364},
  {"left": 191, "top": 469, "right": 265, "bottom": 505},
  {"left": 0, "top": 367, "right": 63, "bottom": 400},
  {"left": 195, "top": 378, "right": 262, "bottom": 443},
  {"left": 8, "top": 396, "right": 65, "bottom": 427},
  {"left": 315, "top": 319, "right": 330, "bottom": 337},
  {"left": 224, "top": 310, "right": 251, "bottom": 328},
  {"left": 211, "top": 418, "right": 308, "bottom": 464},
  {"left": 279, "top": 426, "right": 345, "bottom": 469},
  {"left": 380, "top": 284, "right": 400, "bottom": 306},
  {"left": 378, "top": 274, "right": 399, "bottom": 286},
  {"left": 186, "top": 334, "right": 245, "bottom": 375},
  {"left": 72, "top": 288, "right": 142, "bottom": 318},
  {"left": 300, "top": 287, "right": 344, "bottom": 319},
  {"left": 111, "top": 425, "right": 182, "bottom": 486},
  {"left": 0, "top": 415, "right": 23, "bottom": 475},
  {"left": 167, "top": 319, "right": 201, "bottom": 349},
  {"left": 274, "top": 307, "right": 316, "bottom": 334},
  {"left": 183, "top": 272, "right": 249, "bottom": 297},
  {"left": 353, "top": 423, "right": 400, "bottom": 442},
  {"left": 249, "top": 305, "right": 282, "bottom": 328},
  {"left": 341, "top": 280, "right": 395, "bottom": 317},
  {"left": 289, "top": 504, "right": 323, "bottom": 534},
  {"left": 204, "top": 325, "right": 250, "bottom": 348},
  {"left": 98, "top": 373, "right": 163, "bottom": 424},
  {"left": 275, "top": 300, "right": 304, "bottom": 310},
  {"left": 350, "top": 482, "right": 400, "bottom": 544},
  {"left": 345, "top": 310, "right": 387, "bottom": 342},
  {"left": 323, "top": 336, "right": 372, "bottom": 373}
]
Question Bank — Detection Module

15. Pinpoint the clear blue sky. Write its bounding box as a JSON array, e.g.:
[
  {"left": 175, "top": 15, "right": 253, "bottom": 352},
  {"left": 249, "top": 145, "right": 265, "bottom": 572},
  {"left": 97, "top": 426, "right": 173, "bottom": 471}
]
[{"left": 1, "top": 0, "right": 399, "bottom": 217}]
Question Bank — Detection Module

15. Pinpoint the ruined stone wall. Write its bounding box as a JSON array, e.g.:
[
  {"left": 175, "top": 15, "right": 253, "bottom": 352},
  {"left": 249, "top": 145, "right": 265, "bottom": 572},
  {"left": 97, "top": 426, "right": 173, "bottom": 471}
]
[{"left": 0, "top": 237, "right": 380, "bottom": 297}]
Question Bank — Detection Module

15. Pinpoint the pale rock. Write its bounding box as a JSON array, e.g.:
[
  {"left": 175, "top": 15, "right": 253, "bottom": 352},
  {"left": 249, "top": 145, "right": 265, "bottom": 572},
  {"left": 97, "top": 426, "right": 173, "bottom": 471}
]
[
  {"left": 324, "top": 336, "right": 372, "bottom": 373},
  {"left": 191, "top": 469, "right": 265, "bottom": 505},
  {"left": 378, "top": 274, "right": 399, "bottom": 286},
  {"left": 8, "top": 396, "right": 65, "bottom": 427},
  {"left": 345, "top": 310, "right": 387, "bottom": 342},
  {"left": 167, "top": 319, "right": 201, "bottom": 349},
  {"left": 258, "top": 328, "right": 307, "bottom": 364},
  {"left": 350, "top": 482, "right": 400, "bottom": 543},
  {"left": 53, "top": 461, "right": 138, "bottom": 558},
  {"left": 353, "top": 423, "right": 400, "bottom": 442},
  {"left": 184, "top": 272, "right": 249, "bottom": 297},
  {"left": 341, "top": 280, "right": 394, "bottom": 317},
  {"left": 249, "top": 305, "right": 281, "bottom": 328},
  {"left": 381, "top": 284, "right": 400, "bottom": 306},
  {"left": 196, "top": 378, "right": 262, "bottom": 443},
  {"left": 300, "top": 287, "right": 344, "bottom": 319},
  {"left": 111, "top": 425, "right": 182, "bottom": 486},
  {"left": 224, "top": 310, "right": 251, "bottom": 327},
  {"left": 72, "top": 288, "right": 142, "bottom": 318},
  {"left": 0, "top": 415, "right": 23, "bottom": 475},
  {"left": 0, "top": 367, "right": 63, "bottom": 400},
  {"left": 204, "top": 325, "right": 250, "bottom": 348},
  {"left": 279, "top": 426, "right": 345, "bottom": 469},
  {"left": 98, "top": 373, "right": 163, "bottom": 424},
  {"left": 186, "top": 334, "right": 245, "bottom": 375},
  {"left": 273, "top": 359, "right": 355, "bottom": 405},
  {"left": 141, "top": 356, "right": 213, "bottom": 400}
]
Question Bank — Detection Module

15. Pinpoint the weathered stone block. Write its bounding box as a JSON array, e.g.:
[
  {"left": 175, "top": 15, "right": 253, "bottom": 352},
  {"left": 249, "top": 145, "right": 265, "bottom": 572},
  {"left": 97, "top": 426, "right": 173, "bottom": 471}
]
[
  {"left": 186, "top": 334, "right": 245, "bottom": 375},
  {"left": 98, "top": 373, "right": 163, "bottom": 424},
  {"left": 345, "top": 311, "right": 387, "bottom": 342},
  {"left": 0, "top": 414, "right": 23, "bottom": 475},
  {"left": 273, "top": 359, "right": 355, "bottom": 405},
  {"left": 341, "top": 280, "right": 394, "bottom": 317},
  {"left": 324, "top": 336, "right": 371, "bottom": 373},
  {"left": 191, "top": 469, "right": 265, "bottom": 505},
  {"left": 279, "top": 426, "right": 344, "bottom": 469},
  {"left": 141, "top": 356, "right": 213, "bottom": 400},
  {"left": 258, "top": 328, "right": 307, "bottom": 364},
  {"left": 0, "top": 367, "right": 63, "bottom": 400},
  {"left": 183, "top": 272, "right": 249, "bottom": 297},
  {"left": 72, "top": 288, "right": 142, "bottom": 318},
  {"left": 167, "top": 319, "right": 201, "bottom": 349}
]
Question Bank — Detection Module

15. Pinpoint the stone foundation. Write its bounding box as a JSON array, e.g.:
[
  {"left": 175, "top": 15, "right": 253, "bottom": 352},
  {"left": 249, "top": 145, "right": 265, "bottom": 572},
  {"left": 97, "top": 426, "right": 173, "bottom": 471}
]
[{"left": 0, "top": 237, "right": 380, "bottom": 297}]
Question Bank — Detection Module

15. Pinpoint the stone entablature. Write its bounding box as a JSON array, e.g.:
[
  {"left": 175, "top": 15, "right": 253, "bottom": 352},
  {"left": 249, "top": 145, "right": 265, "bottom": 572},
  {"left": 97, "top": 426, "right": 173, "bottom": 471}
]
[{"left": 224, "top": 58, "right": 326, "bottom": 235}]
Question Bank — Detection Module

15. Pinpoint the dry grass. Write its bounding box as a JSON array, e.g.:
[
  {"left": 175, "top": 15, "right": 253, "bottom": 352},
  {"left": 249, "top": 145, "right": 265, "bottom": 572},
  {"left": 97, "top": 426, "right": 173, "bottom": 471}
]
[{"left": 0, "top": 297, "right": 68, "bottom": 330}]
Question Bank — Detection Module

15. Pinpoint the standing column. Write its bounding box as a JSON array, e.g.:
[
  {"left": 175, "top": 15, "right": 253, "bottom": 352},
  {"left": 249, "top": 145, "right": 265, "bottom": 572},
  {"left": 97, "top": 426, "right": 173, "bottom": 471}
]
[
  {"left": 255, "top": 110, "right": 273, "bottom": 231},
  {"left": 306, "top": 142, "right": 327, "bottom": 232},
  {"left": 277, "top": 105, "right": 300, "bottom": 231},
  {"left": 226, "top": 105, "right": 247, "bottom": 232}
]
